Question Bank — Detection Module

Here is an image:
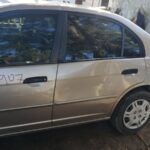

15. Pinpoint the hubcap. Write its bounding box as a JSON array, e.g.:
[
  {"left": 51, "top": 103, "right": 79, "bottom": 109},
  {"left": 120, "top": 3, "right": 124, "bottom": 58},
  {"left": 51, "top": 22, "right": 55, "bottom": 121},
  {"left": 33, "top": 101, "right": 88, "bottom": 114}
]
[{"left": 123, "top": 99, "right": 150, "bottom": 129}]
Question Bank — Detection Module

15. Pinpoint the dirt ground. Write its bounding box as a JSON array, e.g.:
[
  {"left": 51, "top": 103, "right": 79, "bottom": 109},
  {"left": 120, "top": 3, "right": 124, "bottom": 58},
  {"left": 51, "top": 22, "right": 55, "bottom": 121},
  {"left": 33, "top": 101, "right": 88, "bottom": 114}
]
[{"left": 0, "top": 121, "right": 149, "bottom": 150}]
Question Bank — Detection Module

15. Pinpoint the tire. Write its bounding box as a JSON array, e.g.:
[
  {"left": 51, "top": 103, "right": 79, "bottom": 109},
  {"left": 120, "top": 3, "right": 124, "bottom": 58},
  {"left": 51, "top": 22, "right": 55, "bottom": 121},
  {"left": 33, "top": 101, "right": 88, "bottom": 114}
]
[{"left": 111, "top": 90, "right": 150, "bottom": 134}]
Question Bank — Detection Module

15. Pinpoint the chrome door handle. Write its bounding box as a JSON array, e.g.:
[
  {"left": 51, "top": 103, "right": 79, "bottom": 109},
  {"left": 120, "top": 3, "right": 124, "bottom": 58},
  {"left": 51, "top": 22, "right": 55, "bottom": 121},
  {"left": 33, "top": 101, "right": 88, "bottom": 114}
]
[{"left": 23, "top": 76, "right": 47, "bottom": 84}]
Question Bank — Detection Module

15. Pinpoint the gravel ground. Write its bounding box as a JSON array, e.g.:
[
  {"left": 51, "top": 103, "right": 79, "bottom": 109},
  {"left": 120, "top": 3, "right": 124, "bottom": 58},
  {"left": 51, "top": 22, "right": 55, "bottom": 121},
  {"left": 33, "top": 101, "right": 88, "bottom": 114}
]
[{"left": 0, "top": 121, "right": 149, "bottom": 150}]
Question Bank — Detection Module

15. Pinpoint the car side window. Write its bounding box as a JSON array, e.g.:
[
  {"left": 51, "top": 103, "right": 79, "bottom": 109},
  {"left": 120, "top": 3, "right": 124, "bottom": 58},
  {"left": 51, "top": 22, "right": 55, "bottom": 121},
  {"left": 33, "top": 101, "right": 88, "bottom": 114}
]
[
  {"left": 65, "top": 14, "right": 123, "bottom": 62},
  {"left": 123, "top": 29, "right": 143, "bottom": 58},
  {"left": 0, "top": 13, "right": 57, "bottom": 66}
]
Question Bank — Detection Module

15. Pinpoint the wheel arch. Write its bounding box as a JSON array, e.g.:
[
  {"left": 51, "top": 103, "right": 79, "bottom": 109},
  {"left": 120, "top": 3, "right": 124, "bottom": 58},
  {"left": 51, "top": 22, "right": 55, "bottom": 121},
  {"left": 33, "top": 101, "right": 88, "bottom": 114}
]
[{"left": 111, "top": 84, "right": 150, "bottom": 118}]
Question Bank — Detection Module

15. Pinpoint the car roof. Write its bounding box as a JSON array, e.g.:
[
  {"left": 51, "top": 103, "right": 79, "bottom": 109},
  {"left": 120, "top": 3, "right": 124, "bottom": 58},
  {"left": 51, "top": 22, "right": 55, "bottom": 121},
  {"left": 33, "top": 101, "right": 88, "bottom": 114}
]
[{"left": 0, "top": 2, "right": 110, "bottom": 14}]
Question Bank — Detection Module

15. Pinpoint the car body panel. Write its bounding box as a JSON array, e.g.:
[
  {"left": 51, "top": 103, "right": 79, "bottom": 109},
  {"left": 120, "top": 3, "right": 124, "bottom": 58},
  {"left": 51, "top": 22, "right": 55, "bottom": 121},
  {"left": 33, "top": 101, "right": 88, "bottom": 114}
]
[
  {"left": 0, "top": 3, "right": 149, "bottom": 136},
  {"left": 0, "top": 64, "right": 57, "bottom": 129},
  {"left": 53, "top": 58, "right": 146, "bottom": 125}
]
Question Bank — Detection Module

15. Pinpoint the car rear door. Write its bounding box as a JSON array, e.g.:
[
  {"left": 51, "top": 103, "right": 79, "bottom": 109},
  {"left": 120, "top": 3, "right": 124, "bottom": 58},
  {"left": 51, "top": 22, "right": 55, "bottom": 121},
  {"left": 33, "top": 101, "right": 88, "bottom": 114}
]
[
  {"left": 0, "top": 9, "right": 61, "bottom": 132},
  {"left": 53, "top": 12, "right": 145, "bottom": 126}
]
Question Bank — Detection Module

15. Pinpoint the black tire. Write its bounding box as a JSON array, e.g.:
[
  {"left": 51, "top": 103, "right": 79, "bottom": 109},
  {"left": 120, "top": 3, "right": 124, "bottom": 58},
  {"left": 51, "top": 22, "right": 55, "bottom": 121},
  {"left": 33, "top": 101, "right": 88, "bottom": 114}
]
[{"left": 111, "top": 90, "right": 150, "bottom": 134}]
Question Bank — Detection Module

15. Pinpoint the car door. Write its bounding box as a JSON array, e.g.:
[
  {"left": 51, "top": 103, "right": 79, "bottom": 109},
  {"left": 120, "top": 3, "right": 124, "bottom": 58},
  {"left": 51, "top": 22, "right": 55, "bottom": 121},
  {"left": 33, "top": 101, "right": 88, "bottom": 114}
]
[
  {"left": 0, "top": 9, "right": 60, "bottom": 132},
  {"left": 53, "top": 12, "right": 145, "bottom": 126}
]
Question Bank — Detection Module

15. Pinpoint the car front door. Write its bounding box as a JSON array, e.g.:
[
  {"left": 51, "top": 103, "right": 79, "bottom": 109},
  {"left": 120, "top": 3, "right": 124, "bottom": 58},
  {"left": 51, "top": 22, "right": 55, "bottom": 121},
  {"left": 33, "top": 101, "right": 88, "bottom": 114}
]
[
  {"left": 53, "top": 12, "right": 145, "bottom": 126},
  {"left": 0, "top": 9, "right": 60, "bottom": 133}
]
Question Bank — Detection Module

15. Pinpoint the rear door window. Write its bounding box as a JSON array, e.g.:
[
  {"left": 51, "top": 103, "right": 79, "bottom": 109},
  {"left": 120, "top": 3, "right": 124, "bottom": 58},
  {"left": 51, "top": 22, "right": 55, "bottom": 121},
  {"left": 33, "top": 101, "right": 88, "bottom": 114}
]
[{"left": 65, "top": 13, "right": 123, "bottom": 62}]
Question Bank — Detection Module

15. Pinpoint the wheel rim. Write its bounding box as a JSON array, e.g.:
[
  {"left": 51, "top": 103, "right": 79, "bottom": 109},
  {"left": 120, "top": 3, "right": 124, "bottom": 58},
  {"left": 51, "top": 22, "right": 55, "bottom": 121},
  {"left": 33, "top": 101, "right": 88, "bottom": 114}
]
[{"left": 123, "top": 99, "right": 150, "bottom": 130}]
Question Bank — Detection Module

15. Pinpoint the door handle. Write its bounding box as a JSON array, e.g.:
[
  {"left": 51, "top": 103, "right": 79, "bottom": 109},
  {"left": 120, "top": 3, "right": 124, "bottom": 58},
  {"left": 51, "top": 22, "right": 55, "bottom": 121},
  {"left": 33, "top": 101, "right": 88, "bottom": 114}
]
[
  {"left": 121, "top": 69, "right": 138, "bottom": 75},
  {"left": 23, "top": 76, "right": 47, "bottom": 84}
]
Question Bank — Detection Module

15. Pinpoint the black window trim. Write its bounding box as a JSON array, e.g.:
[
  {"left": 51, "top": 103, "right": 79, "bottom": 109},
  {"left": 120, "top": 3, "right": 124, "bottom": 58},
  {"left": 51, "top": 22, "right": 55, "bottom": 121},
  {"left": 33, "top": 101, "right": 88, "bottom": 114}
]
[
  {"left": 0, "top": 9, "right": 62, "bottom": 68},
  {"left": 59, "top": 11, "right": 145, "bottom": 63}
]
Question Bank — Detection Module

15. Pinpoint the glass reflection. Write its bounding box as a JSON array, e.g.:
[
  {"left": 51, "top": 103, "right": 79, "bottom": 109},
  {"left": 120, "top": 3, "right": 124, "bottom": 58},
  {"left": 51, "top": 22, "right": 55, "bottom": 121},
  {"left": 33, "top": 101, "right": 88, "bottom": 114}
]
[{"left": 0, "top": 14, "right": 56, "bottom": 65}]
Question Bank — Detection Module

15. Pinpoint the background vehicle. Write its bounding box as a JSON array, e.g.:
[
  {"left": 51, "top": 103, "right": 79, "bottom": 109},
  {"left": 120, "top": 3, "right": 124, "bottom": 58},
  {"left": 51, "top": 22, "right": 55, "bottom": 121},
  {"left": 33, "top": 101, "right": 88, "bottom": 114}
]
[{"left": 0, "top": 2, "right": 150, "bottom": 136}]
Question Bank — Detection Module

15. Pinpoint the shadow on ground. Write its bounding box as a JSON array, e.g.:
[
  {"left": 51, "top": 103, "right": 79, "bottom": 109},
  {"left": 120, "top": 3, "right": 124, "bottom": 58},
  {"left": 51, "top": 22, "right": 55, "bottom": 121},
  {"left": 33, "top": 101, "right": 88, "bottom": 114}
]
[{"left": 0, "top": 121, "right": 149, "bottom": 150}]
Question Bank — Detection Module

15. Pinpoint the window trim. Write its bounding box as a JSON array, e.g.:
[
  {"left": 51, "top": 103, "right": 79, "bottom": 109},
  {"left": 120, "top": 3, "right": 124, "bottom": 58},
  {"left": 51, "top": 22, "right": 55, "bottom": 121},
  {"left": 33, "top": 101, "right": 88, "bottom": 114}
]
[
  {"left": 0, "top": 9, "right": 62, "bottom": 67},
  {"left": 59, "top": 11, "right": 145, "bottom": 63}
]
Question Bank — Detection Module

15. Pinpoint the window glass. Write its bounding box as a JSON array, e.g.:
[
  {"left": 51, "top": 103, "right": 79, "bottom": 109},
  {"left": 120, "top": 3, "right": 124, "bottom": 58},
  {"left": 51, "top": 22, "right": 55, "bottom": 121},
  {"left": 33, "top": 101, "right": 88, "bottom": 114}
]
[
  {"left": 0, "top": 13, "right": 57, "bottom": 66},
  {"left": 123, "top": 29, "right": 143, "bottom": 58},
  {"left": 65, "top": 14, "right": 123, "bottom": 62}
]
